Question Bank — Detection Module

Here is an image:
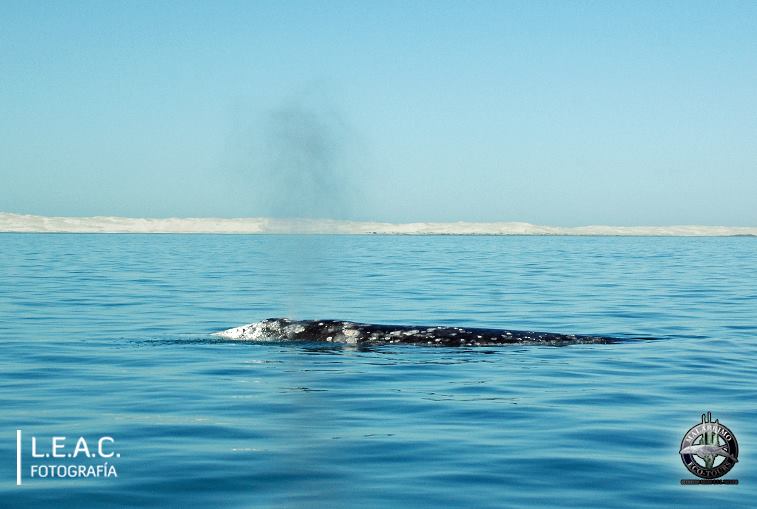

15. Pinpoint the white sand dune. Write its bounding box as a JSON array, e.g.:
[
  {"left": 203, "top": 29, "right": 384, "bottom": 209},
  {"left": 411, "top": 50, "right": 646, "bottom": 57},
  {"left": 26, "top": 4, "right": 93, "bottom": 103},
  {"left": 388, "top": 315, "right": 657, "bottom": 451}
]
[{"left": 0, "top": 212, "right": 754, "bottom": 236}]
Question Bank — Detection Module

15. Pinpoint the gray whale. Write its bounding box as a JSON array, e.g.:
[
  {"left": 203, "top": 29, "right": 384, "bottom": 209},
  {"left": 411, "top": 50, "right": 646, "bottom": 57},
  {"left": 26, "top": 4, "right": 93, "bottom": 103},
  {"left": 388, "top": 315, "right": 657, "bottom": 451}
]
[{"left": 215, "top": 318, "right": 619, "bottom": 346}]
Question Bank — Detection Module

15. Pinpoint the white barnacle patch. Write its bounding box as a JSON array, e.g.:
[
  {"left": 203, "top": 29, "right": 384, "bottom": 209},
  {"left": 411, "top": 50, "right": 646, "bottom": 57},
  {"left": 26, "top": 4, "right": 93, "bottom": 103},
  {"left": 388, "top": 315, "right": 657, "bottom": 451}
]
[
  {"left": 214, "top": 320, "right": 283, "bottom": 341},
  {"left": 213, "top": 324, "right": 250, "bottom": 339},
  {"left": 341, "top": 328, "right": 360, "bottom": 344}
]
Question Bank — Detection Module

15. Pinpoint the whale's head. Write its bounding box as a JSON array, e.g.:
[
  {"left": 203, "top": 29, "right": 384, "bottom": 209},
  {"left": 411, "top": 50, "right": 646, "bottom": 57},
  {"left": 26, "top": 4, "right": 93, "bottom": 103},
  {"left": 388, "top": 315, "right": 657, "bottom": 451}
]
[
  {"left": 214, "top": 318, "right": 299, "bottom": 340},
  {"left": 214, "top": 318, "right": 363, "bottom": 343}
]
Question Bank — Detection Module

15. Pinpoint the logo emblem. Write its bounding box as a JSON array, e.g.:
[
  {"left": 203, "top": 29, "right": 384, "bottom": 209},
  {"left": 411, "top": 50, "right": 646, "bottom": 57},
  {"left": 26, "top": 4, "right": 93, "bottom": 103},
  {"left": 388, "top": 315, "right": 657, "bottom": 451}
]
[{"left": 679, "top": 412, "right": 738, "bottom": 482}]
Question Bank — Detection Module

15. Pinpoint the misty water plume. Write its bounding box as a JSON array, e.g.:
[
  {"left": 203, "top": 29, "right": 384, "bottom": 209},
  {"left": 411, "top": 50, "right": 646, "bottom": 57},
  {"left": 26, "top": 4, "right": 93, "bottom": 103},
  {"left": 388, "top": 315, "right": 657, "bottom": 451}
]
[
  {"left": 236, "top": 93, "right": 365, "bottom": 319},
  {"left": 250, "top": 97, "right": 360, "bottom": 221}
]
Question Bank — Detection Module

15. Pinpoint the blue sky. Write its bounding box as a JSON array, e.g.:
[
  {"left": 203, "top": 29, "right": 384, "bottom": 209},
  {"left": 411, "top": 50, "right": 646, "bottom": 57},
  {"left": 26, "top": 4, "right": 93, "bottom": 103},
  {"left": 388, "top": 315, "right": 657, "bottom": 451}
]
[{"left": 1, "top": 1, "right": 755, "bottom": 225}]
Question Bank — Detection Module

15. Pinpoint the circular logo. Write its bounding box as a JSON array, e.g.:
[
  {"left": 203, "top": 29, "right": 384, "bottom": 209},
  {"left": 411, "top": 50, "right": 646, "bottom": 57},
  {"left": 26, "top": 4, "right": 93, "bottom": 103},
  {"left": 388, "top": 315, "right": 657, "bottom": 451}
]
[{"left": 679, "top": 412, "right": 738, "bottom": 479}]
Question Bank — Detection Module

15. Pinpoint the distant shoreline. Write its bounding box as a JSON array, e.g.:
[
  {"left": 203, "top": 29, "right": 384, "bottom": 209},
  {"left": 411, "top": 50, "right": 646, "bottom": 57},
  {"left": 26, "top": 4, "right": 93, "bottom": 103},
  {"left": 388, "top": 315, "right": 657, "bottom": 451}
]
[{"left": 1, "top": 212, "right": 755, "bottom": 237}]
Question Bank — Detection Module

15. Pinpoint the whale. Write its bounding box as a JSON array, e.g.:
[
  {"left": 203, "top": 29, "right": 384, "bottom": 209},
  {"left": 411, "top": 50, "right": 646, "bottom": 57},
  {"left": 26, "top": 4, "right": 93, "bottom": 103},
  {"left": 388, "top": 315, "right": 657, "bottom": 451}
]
[
  {"left": 679, "top": 444, "right": 738, "bottom": 463},
  {"left": 214, "top": 318, "right": 620, "bottom": 346}
]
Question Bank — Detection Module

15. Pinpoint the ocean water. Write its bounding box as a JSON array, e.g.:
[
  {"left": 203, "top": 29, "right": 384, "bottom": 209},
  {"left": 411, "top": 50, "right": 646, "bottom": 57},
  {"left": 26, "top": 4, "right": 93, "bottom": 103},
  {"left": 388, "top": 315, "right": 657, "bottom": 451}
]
[{"left": 1, "top": 233, "right": 755, "bottom": 508}]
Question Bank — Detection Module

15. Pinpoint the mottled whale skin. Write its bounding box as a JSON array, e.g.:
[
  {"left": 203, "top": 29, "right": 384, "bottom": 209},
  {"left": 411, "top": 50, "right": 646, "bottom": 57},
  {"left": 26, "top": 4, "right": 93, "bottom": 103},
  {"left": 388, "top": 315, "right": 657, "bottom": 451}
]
[{"left": 215, "top": 318, "right": 619, "bottom": 346}]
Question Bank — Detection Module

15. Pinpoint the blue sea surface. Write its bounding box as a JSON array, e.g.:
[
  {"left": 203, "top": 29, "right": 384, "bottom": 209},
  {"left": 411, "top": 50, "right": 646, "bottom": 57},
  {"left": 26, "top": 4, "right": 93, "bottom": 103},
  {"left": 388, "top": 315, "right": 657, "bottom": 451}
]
[{"left": 1, "top": 234, "right": 755, "bottom": 508}]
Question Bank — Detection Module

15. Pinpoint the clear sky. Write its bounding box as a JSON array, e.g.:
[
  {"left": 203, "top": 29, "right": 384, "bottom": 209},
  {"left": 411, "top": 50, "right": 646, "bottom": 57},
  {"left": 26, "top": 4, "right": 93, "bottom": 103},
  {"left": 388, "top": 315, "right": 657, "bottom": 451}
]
[{"left": 1, "top": 1, "right": 755, "bottom": 226}]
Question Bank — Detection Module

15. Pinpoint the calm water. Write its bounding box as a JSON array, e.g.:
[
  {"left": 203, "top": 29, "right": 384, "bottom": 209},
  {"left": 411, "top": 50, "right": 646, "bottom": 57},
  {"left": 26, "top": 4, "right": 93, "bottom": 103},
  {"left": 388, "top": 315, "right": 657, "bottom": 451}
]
[{"left": 1, "top": 234, "right": 756, "bottom": 508}]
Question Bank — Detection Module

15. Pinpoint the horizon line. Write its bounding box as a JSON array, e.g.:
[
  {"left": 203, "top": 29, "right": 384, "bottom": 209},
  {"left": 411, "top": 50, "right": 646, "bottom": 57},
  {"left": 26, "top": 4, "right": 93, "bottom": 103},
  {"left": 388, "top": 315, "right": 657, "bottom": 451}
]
[{"left": 0, "top": 212, "right": 755, "bottom": 237}]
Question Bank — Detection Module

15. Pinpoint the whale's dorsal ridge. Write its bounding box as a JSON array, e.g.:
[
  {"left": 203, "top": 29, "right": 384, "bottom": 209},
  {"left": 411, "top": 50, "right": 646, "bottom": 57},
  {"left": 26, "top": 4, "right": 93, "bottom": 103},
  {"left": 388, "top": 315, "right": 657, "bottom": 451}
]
[{"left": 214, "top": 318, "right": 620, "bottom": 347}]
